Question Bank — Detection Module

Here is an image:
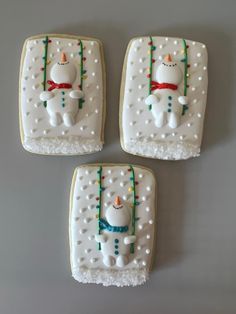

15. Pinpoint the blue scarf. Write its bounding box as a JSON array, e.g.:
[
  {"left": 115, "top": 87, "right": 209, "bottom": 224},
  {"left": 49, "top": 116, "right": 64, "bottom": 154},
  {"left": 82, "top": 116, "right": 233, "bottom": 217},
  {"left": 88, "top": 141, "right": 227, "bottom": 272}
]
[{"left": 99, "top": 218, "right": 128, "bottom": 233}]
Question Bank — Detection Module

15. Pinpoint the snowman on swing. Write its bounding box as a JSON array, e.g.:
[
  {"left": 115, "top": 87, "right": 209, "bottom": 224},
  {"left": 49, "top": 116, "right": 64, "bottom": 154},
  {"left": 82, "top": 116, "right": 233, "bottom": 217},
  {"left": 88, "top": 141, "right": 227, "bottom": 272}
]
[{"left": 145, "top": 54, "right": 189, "bottom": 129}]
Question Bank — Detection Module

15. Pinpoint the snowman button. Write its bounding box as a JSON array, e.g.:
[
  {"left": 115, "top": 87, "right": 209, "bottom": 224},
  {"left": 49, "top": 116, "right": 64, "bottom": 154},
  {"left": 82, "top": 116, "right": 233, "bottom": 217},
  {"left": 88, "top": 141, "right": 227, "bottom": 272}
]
[
  {"left": 168, "top": 103, "right": 172, "bottom": 107},
  {"left": 114, "top": 239, "right": 119, "bottom": 243},
  {"left": 168, "top": 109, "right": 171, "bottom": 113},
  {"left": 114, "top": 250, "right": 119, "bottom": 255},
  {"left": 168, "top": 96, "right": 172, "bottom": 100},
  {"left": 115, "top": 245, "right": 119, "bottom": 249}
]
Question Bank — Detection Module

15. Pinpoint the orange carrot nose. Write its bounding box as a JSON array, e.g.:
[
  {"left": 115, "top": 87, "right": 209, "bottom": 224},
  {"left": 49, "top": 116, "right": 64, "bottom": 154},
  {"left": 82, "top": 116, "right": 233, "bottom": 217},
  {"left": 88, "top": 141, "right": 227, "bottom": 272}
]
[
  {"left": 114, "top": 196, "right": 121, "bottom": 206},
  {"left": 164, "top": 54, "right": 172, "bottom": 62},
  {"left": 60, "top": 52, "right": 67, "bottom": 63}
]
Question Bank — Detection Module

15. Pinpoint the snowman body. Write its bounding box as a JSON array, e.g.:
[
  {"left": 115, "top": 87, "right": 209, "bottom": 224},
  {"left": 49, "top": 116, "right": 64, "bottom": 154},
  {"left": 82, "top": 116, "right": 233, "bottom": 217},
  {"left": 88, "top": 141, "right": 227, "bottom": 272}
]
[
  {"left": 95, "top": 198, "right": 136, "bottom": 268},
  {"left": 152, "top": 88, "right": 182, "bottom": 118},
  {"left": 46, "top": 88, "right": 78, "bottom": 126},
  {"left": 40, "top": 53, "right": 83, "bottom": 127},
  {"left": 145, "top": 55, "right": 188, "bottom": 129},
  {"left": 100, "top": 231, "right": 130, "bottom": 258}
]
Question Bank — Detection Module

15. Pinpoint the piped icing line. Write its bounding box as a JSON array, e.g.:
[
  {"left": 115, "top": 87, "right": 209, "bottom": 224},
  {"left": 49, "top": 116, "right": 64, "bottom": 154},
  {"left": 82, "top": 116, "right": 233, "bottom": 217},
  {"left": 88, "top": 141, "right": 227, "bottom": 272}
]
[
  {"left": 181, "top": 38, "right": 189, "bottom": 115},
  {"left": 147, "top": 36, "right": 156, "bottom": 111},
  {"left": 78, "top": 39, "right": 86, "bottom": 109},
  {"left": 128, "top": 165, "right": 139, "bottom": 253},
  {"left": 96, "top": 166, "right": 105, "bottom": 250},
  {"left": 41, "top": 36, "right": 51, "bottom": 108}
]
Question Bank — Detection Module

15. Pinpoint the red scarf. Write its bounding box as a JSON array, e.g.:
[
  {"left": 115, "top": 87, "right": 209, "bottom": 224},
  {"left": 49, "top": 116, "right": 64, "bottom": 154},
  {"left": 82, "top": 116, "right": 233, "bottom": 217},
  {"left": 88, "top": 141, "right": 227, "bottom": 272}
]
[
  {"left": 47, "top": 80, "right": 72, "bottom": 91},
  {"left": 151, "top": 81, "right": 177, "bottom": 91}
]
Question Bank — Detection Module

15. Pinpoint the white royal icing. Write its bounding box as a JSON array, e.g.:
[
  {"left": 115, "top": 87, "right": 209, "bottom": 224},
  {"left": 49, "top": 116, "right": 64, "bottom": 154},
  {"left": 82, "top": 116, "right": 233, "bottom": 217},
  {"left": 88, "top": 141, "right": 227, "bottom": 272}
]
[
  {"left": 20, "top": 35, "right": 105, "bottom": 155},
  {"left": 69, "top": 164, "right": 156, "bottom": 287},
  {"left": 120, "top": 36, "right": 208, "bottom": 160}
]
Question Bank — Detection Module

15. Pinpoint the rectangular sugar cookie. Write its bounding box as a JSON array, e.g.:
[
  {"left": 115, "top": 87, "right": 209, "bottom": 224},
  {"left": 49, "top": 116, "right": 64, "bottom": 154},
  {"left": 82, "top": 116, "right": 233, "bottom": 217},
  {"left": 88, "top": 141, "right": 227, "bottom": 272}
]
[
  {"left": 69, "top": 164, "right": 156, "bottom": 287},
  {"left": 120, "top": 36, "right": 208, "bottom": 160},
  {"left": 19, "top": 34, "right": 106, "bottom": 155}
]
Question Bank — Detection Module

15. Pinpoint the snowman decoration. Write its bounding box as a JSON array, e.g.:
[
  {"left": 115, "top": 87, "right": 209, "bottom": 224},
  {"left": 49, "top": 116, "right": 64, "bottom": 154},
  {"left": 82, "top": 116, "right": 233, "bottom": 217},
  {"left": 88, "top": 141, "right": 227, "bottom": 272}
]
[
  {"left": 40, "top": 52, "right": 84, "bottom": 127},
  {"left": 145, "top": 54, "right": 188, "bottom": 129},
  {"left": 95, "top": 196, "right": 136, "bottom": 267}
]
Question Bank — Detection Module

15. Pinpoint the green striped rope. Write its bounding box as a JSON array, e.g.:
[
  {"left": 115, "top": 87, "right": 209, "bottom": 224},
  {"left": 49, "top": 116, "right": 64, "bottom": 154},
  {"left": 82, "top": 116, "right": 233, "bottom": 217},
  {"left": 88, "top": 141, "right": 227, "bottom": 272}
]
[
  {"left": 182, "top": 38, "right": 188, "bottom": 115},
  {"left": 96, "top": 166, "right": 103, "bottom": 250},
  {"left": 42, "top": 36, "right": 49, "bottom": 108},
  {"left": 148, "top": 36, "right": 154, "bottom": 111},
  {"left": 129, "top": 165, "right": 138, "bottom": 254},
  {"left": 78, "top": 40, "right": 85, "bottom": 109}
]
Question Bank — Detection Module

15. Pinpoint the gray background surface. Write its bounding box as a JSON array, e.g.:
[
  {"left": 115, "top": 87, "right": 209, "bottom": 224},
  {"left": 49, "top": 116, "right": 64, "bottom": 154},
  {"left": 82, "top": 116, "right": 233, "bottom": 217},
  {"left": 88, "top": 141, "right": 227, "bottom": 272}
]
[{"left": 0, "top": 0, "right": 236, "bottom": 313}]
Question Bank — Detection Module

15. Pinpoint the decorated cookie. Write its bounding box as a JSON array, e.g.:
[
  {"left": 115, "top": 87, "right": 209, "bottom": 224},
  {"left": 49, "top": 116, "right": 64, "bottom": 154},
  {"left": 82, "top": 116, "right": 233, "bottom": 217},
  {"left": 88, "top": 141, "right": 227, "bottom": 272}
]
[
  {"left": 69, "top": 164, "right": 156, "bottom": 287},
  {"left": 19, "top": 34, "right": 106, "bottom": 155},
  {"left": 120, "top": 36, "right": 208, "bottom": 160}
]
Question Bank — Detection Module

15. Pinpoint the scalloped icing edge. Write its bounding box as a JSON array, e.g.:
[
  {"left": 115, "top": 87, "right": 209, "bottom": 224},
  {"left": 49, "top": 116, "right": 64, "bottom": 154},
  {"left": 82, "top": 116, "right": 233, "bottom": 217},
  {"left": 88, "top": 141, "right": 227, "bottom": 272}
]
[
  {"left": 23, "top": 136, "right": 103, "bottom": 155},
  {"left": 123, "top": 139, "right": 200, "bottom": 160},
  {"left": 72, "top": 266, "right": 148, "bottom": 287}
]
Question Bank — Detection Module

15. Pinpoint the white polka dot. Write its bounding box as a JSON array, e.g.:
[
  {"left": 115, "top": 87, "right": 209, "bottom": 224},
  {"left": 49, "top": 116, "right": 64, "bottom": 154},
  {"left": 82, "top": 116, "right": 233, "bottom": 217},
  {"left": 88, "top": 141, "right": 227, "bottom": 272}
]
[{"left": 146, "top": 249, "right": 150, "bottom": 254}]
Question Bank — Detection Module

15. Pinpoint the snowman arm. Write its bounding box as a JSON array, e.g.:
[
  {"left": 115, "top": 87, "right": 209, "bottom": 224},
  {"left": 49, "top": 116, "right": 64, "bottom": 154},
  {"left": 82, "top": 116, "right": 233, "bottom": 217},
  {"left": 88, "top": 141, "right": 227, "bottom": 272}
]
[
  {"left": 39, "top": 91, "right": 55, "bottom": 101},
  {"left": 69, "top": 90, "right": 84, "bottom": 99},
  {"left": 124, "top": 235, "right": 136, "bottom": 245},
  {"left": 178, "top": 96, "right": 188, "bottom": 105},
  {"left": 145, "top": 94, "right": 160, "bottom": 105},
  {"left": 95, "top": 234, "right": 107, "bottom": 243}
]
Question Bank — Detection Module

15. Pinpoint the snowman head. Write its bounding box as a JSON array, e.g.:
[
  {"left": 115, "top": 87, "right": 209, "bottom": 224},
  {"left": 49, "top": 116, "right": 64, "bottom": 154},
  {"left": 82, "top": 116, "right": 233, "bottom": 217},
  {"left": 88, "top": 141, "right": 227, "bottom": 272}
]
[
  {"left": 156, "top": 54, "right": 183, "bottom": 85},
  {"left": 105, "top": 196, "right": 130, "bottom": 227},
  {"left": 50, "top": 53, "right": 77, "bottom": 84}
]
